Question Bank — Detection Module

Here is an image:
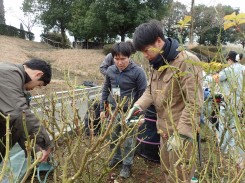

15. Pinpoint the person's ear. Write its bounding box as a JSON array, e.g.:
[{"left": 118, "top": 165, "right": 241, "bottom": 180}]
[
  {"left": 155, "top": 37, "right": 164, "bottom": 48},
  {"left": 36, "top": 71, "right": 44, "bottom": 79}
]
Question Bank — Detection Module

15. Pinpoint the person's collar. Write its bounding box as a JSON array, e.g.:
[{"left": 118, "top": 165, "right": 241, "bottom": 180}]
[
  {"left": 23, "top": 65, "right": 32, "bottom": 84},
  {"left": 150, "top": 38, "right": 180, "bottom": 70},
  {"left": 24, "top": 71, "right": 32, "bottom": 84}
]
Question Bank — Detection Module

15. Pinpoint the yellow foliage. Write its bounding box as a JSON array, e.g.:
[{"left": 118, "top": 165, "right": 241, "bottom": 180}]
[
  {"left": 157, "top": 129, "right": 164, "bottom": 134},
  {"left": 173, "top": 71, "right": 189, "bottom": 78},
  {"left": 158, "top": 65, "right": 179, "bottom": 72},
  {"left": 238, "top": 19, "right": 245, "bottom": 25},
  {"left": 224, "top": 22, "right": 236, "bottom": 31},
  {"left": 148, "top": 47, "right": 163, "bottom": 54},
  {"left": 184, "top": 59, "right": 228, "bottom": 73},
  {"left": 223, "top": 12, "right": 236, "bottom": 21},
  {"left": 237, "top": 13, "right": 245, "bottom": 20},
  {"left": 176, "top": 46, "right": 185, "bottom": 52},
  {"left": 177, "top": 15, "right": 192, "bottom": 29},
  {"left": 157, "top": 58, "right": 228, "bottom": 75},
  {"left": 223, "top": 12, "right": 245, "bottom": 30}
]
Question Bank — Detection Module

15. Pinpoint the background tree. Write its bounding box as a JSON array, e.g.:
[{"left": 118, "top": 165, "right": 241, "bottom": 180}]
[
  {"left": 99, "top": 0, "right": 171, "bottom": 42},
  {"left": 189, "top": 0, "right": 195, "bottom": 44},
  {"left": 223, "top": 12, "right": 245, "bottom": 48},
  {"left": 162, "top": 1, "right": 188, "bottom": 43},
  {"left": 68, "top": 0, "right": 108, "bottom": 48},
  {"left": 21, "top": 0, "right": 39, "bottom": 34},
  {"left": 0, "top": 0, "right": 5, "bottom": 24},
  {"left": 19, "top": 23, "right": 26, "bottom": 39},
  {"left": 37, "top": 0, "right": 73, "bottom": 48},
  {"left": 236, "top": 24, "right": 245, "bottom": 48},
  {"left": 69, "top": 0, "right": 171, "bottom": 43},
  {"left": 193, "top": 4, "right": 238, "bottom": 45}
]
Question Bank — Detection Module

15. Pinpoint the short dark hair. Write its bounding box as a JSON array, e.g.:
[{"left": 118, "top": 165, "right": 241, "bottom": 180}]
[
  {"left": 133, "top": 19, "right": 165, "bottom": 51},
  {"left": 24, "top": 59, "right": 52, "bottom": 85},
  {"left": 125, "top": 40, "right": 136, "bottom": 54},
  {"left": 226, "top": 51, "right": 238, "bottom": 62},
  {"left": 111, "top": 42, "right": 135, "bottom": 58}
]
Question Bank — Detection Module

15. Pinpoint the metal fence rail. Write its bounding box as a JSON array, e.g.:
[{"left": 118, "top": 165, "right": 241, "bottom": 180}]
[
  {"left": 30, "top": 86, "right": 102, "bottom": 138},
  {"left": 31, "top": 86, "right": 102, "bottom": 108}
]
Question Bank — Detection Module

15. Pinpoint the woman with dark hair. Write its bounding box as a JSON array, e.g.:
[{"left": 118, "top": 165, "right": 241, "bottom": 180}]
[
  {"left": 213, "top": 50, "right": 245, "bottom": 169},
  {"left": 239, "top": 53, "right": 243, "bottom": 61}
]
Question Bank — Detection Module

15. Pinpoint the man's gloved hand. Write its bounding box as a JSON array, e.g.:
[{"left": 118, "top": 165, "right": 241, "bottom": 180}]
[
  {"left": 125, "top": 104, "right": 143, "bottom": 125},
  {"left": 167, "top": 134, "right": 192, "bottom": 152}
]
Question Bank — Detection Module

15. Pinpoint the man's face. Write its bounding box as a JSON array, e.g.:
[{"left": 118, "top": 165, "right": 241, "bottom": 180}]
[
  {"left": 24, "top": 70, "right": 44, "bottom": 91},
  {"left": 227, "top": 59, "right": 234, "bottom": 65},
  {"left": 25, "top": 80, "right": 45, "bottom": 91},
  {"left": 141, "top": 37, "right": 164, "bottom": 61},
  {"left": 142, "top": 45, "right": 161, "bottom": 61},
  {"left": 114, "top": 54, "right": 130, "bottom": 71}
]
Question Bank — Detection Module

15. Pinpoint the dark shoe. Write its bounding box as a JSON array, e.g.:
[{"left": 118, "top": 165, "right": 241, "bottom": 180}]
[
  {"left": 108, "top": 159, "right": 122, "bottom": 168},
  {"left": 119, "top": 165, "right": 131, "bottom": 178}
]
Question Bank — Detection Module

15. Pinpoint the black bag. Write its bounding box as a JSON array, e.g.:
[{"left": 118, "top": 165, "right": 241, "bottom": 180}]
[
  {"left": 83, "top": 81, "right": 97, "bottom": 87},
  {"left": 136, "top": 105, "right": 160, "bottom": 162},
  {"left": 84, "top": 101, "right": 101, "bottom": 135}
]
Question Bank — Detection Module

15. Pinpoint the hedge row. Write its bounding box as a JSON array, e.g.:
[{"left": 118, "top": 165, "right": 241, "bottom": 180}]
[{"left": 0, "top": 24, "right": 34, "bottom": 40}]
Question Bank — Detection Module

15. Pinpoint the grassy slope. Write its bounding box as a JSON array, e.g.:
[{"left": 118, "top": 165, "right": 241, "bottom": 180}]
[{"left": 0, "top": 35, "right": 105, "bottom": 94}]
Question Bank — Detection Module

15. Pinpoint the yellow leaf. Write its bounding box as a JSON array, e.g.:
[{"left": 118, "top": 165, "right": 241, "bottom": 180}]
[
  {"left": 148, "top": 47, "right": 162, "bottom": 54},
  {"left": 183, "top": 15, "right": 192, "bottom": 24},
  {"left": 238, "top": 19, "right": 245, "bottom": 25},
  {"left": 173, "top": 71, "right": 189, "bottom": 78},
  {"left": 236, "top": 13, "right": 245, "bottom": 20},
  {"left": 157, "top": 129, "right": 164, "bottom": 134},
  {"left": 176, "top": 46, "right": 185, "bottom": 52},
  {"left": 177, "top": 15, "right": 191, "bottom": 29},
  {"left": 177, "top": 20, "right": 184, "bottom": 25},
  {"left": 158, "top": 65, "right": 170, "bottom": 72},
  {"left": 224, "top": 12, "right": 236, "bottom": 21},
  {"left": 224, "top": 21, "right": 236, "bottom": 30},
  {"left": 158, "top": 65, "right": 178, "bottom": 72}
]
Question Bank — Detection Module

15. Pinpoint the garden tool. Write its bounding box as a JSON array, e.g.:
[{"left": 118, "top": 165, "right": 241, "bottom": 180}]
[{"left": 37, "top": 154, "right": 56, "bottom": 183}]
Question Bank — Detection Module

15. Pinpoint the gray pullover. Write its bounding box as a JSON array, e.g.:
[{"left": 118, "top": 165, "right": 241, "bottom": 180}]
[{"left": 100, "top": 61, "right": 147, "bottom": 111}]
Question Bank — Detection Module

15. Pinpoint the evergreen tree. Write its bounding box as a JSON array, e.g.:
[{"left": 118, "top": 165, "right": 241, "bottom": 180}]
[{"left": 0, "top": 0, "right": 5, "bottom": 24}]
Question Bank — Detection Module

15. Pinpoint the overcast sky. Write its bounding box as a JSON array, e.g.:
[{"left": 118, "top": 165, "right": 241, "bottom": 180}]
[{"left": 3, "top": 0, "right": 245, "bottom": 42}]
